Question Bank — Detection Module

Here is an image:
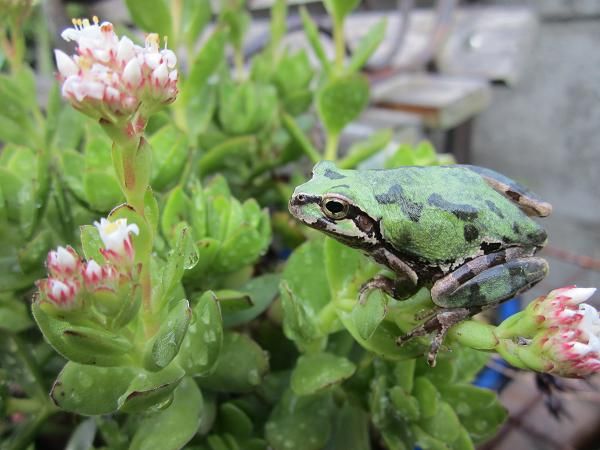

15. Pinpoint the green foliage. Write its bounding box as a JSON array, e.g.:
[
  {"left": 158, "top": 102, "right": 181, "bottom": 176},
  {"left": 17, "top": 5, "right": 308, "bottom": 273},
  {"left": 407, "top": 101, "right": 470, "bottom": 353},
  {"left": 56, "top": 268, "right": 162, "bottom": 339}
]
[
  {"left": 0, "top": 2, "right": 512, "bottom": 449},
  {"left": 161, "top": 176, "right": 271, "bottom": 290}
]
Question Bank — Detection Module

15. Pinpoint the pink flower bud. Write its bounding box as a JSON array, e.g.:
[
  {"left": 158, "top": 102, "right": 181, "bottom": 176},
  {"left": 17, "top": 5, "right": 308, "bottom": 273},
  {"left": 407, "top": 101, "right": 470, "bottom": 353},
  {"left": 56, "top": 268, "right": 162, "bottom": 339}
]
[
  {"left": 54, "top": 50, "right": 78, "bottom": 78},
  {"left": 151, "top": 63, "right": 169, "bottom": 86},
  {"left": 123, "top": 57, "right": 142, "bottom": 87},
  {"left": 38, "top": 278, "right": 80, "bottom": 309},
  {"left": 47, "top": 246, "right": 80, "bottom": 278}
]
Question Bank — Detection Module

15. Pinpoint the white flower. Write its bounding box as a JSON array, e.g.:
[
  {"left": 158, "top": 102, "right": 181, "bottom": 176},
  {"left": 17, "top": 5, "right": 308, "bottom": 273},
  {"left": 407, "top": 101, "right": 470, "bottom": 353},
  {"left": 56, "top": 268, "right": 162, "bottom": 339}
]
[
  {"left": 94, "top": 217, "right": 139, "bottom": 264},
  {"left": 54, "top": 17, "right": 178, "bottom": 122}
]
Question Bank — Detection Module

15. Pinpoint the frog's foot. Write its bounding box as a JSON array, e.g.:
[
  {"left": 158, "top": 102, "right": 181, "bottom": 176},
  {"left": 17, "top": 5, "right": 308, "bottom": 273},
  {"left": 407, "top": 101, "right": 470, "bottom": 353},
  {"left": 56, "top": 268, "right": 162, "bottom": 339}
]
[
  {"left": 396, "top": 308, "right": 473, "bottom": 367},
  {"left": 358, "top": 275, "right": 418, "bottom": 305}
]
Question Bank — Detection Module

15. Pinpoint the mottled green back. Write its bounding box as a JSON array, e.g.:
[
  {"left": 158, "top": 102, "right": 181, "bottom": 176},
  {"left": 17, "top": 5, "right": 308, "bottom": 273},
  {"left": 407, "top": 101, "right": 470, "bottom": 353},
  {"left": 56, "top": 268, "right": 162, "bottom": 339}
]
[{"left": 300, "top": 162, "right": 546, "bottom": 263}]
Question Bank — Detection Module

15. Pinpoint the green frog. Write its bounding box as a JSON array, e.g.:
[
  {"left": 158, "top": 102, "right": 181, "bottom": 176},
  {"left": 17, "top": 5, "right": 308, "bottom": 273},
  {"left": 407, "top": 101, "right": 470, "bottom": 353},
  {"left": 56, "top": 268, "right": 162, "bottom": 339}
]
[{"left": 289, "top": 161, "right": 552, "bottom": 365}]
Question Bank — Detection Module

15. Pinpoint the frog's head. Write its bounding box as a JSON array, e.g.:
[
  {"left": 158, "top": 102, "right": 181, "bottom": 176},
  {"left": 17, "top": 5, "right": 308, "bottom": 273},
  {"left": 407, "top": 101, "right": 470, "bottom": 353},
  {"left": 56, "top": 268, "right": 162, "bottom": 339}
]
[{"left": 289, "top": 161, "right": 380, "bottom": 248}]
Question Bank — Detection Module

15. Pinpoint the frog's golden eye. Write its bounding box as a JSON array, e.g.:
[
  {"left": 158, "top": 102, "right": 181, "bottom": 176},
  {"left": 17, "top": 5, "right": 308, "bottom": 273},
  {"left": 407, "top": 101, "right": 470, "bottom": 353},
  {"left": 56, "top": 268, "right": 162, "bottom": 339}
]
[{"left": 321, "top": 196, "right": 349, "bottom": 220}]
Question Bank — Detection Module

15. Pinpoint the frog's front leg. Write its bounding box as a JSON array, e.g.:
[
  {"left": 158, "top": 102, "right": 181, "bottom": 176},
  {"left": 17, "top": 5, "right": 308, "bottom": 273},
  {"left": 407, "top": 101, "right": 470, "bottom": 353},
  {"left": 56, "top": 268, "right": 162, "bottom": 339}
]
[
  {"left": 397, "top": 249, "right": 549, "bottom": 366},
  {"left": 358, "top": 274, "right": 418, "bottom": 304},
  {"left": 359, "top": 246, "right": 420, "bottom": 304}
]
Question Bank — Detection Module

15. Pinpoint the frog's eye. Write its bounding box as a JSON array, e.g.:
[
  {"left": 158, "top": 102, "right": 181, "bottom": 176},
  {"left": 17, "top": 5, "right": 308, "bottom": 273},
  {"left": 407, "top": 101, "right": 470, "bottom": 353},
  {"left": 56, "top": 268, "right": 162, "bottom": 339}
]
[{"left": 321, "top": 196, "right": 349, "bottom": 220}]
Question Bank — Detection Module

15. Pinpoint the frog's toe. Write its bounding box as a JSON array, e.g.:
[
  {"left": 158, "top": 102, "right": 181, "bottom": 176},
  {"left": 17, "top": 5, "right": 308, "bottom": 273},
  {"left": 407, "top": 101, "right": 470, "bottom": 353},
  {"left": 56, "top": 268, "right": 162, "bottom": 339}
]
[{"left": 397, "top": 308, "right": 472, "bottom": 367}]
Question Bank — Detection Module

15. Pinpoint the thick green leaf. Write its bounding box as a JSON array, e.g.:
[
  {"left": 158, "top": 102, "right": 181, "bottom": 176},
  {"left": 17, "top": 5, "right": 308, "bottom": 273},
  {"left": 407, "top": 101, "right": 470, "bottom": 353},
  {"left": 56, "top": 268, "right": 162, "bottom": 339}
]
[
  {"left": 217, "top": 403, "right": 253, "bottom": 438},
  {"left": 196, "top": 332, "right": 268, "bottom": 392},
  {"left": 32, "top": 302, "right": 133, "bottom": 367},
  {"left": 326, "top": 403, "right": 371, "bottom": 450},
  {"left": 350, "top": 289, "right": 387, "bottom": 340},
  {"left": 51, "top": 363, "right": 137, "bottom": 415},
  {"left": 213, "top": 290, "right": 253, "bottom": 312},
  {"left": 177, "top": 291, "right": 223, "bottom": 377},
  {"left": 317, "top": 75, "right": 369, "bottom": 136},
  {"left": 125, "top": 0, "right": 172, "bottom": 38},
  {"left": 161, "top": 186, "right": 191, "bottom": 242},
  {"left": 389, "top": 386, "right": 420, "bottom": 421},
  {"left": 282, "top": 239, "right": 331, "bottom": 314},
  {"left": 145, "top": 299, "right": 192, "bottom": 370},
  {"left": 119, "top": 363, "right": 186, "bottom": 412},
  {"left": 347, "top": 19, "right": 387, "bottom": 73},
  {"left": 186, "top": 28, "right": 226, "bottom": 96},
  {"left": 130, "top": 377, "right": 203, "bottom": 450},
  {"left": 150, "top": 125, "right": 188, "bottom": 191},
  {"left": 413, "top": 377, "right": 440, "bottom": 419},
  {"left": 418, "top": 401, "right": 460, "bottom": 443},
  {"left": 182, "top": 0, "right": 212, "bottom": 49},
  {"left": 223, "top": 273, "right": 280, "bottom": 327},
  {"left": 291, "top": 352, "right": 356, "bottom": 396},
  {"left": 266, "top": 390, "right": 334, "bottom": 450},
  {"left": 280, "top": 282, "right": 324, "bottom": 352},
  {"left": 300, "top": 7, "right": 330, "bottom": 72},
  {"left": 161, "top": 226, "right": 198, "bottom": 305},
  {"left": 0, "top": 296, "right": 33, "bottom": 332},
  {"left": 84, "top": 171, "right": 123, "bottom": 211},
  {"left": 438, "top": 384, "right": 507, "bottom": 444}
]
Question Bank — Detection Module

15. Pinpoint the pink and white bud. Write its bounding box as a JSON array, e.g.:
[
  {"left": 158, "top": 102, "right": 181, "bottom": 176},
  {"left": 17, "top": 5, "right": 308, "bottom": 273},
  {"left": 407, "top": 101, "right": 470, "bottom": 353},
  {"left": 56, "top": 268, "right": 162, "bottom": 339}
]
[
  {"left": 533, "top": 286, "right": 600, "bottom": 377},
  {"left": 151, "top": 63, "right": 169, "bottom": 86},
  {"left": 47, "top": 246, "right": 81, "bottom": 278},
  {"left": 94, "top": 217, "right": 139, "bottom": 265},
  {"left": 54, "top": 50, "right": 78, "bottom": 78},
  {"left": 123, "top": 57, "right": 142, "bottom": 87},
  {"left": 54, "top": 17, "right": 178, "bottom": 122},
  {"left": 38, "top": 278, "right": 80, "bottom": 309},
  {"left": 530, "top": 286, "right": 597, "bottom": 328},
  {"left": 116, "top": 36, "right": 136, "bottom": 64}
]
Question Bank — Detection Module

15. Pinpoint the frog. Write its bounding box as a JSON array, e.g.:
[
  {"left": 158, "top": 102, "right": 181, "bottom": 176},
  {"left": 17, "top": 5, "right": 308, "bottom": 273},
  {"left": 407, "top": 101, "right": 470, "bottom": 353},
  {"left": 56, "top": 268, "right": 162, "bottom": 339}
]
[{"left": 289, "top": 161, "right": 552, "bottom": 365}]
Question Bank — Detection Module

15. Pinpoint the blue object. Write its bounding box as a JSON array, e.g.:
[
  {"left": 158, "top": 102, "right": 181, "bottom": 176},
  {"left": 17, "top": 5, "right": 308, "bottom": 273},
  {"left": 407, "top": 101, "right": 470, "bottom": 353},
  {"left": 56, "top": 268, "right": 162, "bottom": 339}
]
[{"left": 473, "top": 297, "right": 521, "bottom": 391}]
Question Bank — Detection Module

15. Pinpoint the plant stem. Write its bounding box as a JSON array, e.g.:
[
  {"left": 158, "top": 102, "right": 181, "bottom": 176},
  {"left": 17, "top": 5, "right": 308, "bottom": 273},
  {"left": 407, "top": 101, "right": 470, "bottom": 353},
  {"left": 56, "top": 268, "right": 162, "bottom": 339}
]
[
  {"left": 333, "top": 17, "right": 345, "bottom": 72},
  {"left": 281, "top": 113, "right": 320, "bottom": 163},
  {"left": 324, "top": 132, "right": 339, "bottom": 161},
  {"left": 6, "top": 398, "right": 42, "bottom": 415}
]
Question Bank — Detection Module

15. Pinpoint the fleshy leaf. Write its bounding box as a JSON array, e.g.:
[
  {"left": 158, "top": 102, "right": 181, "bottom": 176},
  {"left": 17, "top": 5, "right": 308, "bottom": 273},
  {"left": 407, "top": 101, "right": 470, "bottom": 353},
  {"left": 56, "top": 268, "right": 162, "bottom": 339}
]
[
  {"left": 144, "top": 299, "right": 192, "bottom": 371},
  {"left": 196, "top": 331, "right": 268, "bottom": 392},
  {"left": 266, "top": 390, "right": 334, "bottom": 450},
  {"left": 291, "top": 352, "right": 356, "bottom": 396},
  {"left": 316, "top": 75, "right": 369, "bottom": 136},
  {"left": 177, "top": 292, "right": 223, "bottom": 377},
  {"left": 129, "top": 377, "right": 203, "bottom": 450}
]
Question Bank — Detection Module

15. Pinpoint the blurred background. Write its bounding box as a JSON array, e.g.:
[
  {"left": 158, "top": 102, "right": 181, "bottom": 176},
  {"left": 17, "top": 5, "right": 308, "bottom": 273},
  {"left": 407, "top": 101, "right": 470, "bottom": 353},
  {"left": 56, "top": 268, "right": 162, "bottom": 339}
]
[{"left": 15, "top": 0, "right": 600, "bottom": 448}]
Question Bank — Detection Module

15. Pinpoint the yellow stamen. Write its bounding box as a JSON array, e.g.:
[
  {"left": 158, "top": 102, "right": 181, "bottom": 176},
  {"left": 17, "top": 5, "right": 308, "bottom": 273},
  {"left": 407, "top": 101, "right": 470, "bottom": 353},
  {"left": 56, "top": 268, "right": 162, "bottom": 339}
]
[
  {"left": 82, "top": 18, "right": 90, "bottom": 28},
  {"left": 93, "top": 15, "right": 99, "bottom": 25}
]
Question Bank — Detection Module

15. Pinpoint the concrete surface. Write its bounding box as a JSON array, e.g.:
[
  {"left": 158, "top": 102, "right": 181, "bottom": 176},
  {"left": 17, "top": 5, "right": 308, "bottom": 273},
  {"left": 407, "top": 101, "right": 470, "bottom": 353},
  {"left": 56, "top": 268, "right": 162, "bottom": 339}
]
[{"left": 470, "top": 13, "right": 600, "bottom": 303}]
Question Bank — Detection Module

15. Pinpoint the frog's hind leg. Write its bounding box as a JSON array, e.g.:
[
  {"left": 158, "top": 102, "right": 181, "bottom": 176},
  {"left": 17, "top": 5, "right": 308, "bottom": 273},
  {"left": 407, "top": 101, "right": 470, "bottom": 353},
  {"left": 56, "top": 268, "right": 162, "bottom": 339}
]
[
  {"left": 397, "top": 250, "right": 549, "bottom": 366},
  {"left": 464, "top": 165, "right": 552, "bottom": 217}
]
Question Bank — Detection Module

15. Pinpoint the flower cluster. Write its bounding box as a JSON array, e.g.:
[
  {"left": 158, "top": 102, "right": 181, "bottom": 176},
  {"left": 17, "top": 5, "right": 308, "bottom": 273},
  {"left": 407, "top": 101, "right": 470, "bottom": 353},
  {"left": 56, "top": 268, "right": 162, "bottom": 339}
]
[
  {"left": 54, "top": 17, "right": 178, "bottom": 123},
  {"left": 529, "top": 286, "right": 600, "bottom": 377},
  {"left": 37, "top": 217, "right": 139, "bottom": 310}
]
